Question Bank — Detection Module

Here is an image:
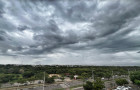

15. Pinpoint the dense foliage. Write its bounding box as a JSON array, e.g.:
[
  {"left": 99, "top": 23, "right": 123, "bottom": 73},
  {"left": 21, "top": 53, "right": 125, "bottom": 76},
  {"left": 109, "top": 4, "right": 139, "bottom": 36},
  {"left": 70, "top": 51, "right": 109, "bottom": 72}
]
[
  {"left": 0, "top": 74, "right": 20, "bottom": 83},
  {"left": 115, "top": 78, "right": 128, "bottom": 86},
  {"left": 83, "top": 81, "right": 94, "bottom": 90},
  {"left": 0, "top": 64, "right": 139, "bottom": 84},
  {"left": 93, "top": 78, "right": 105, "bottom": 90},
  {"left": 130, "top": 71, "right": 140, "bottom": 86},
  {"left": 83, "top": 79, "right": 105, "bottom": 90}
]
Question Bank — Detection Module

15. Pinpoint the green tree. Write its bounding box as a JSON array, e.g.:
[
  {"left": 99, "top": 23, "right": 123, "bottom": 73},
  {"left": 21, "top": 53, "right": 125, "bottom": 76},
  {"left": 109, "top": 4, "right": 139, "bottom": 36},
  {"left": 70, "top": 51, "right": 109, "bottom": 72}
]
[
  {"left": 93, "top": 78, "right": 105, "bottom": 90},
  {"left": 83, "top": 81, "right": 94, "bottom": 90},
  {"left": 70, "top": 75, "right": 74, "bottom": 79},
  {"left": 130, "top": 71, "right": 140, "bottom": 86},
  {"left": 17, "top": 79, "right": 26, "bottom": 84},
  {"left": 0, "top": 74, "right": 15, "bottom": 83},
  {"left": 134, "top": 80, "right": 140, "bottom": 86},
  {"left": 105, "top": 73, "right": 111, "bottom": 80},
  {"left": 23, "top": 71, "right": 34, "bottom": 78},
  {"left": 28, "top": 76, "right": 36, "bottom": 82},
  {"left": 34, "top": 72, "right": 44, "bottom": 79},
  {"left": 45, "top": 77, "right": 54, "bottom": 83},
  {"left": 115, "top": 78, "right": 128, "bottom": 86},
  {"left": 81, "top": 72, "right": 88, "bottom": 81},
  {"left": 96, "top": 72, "right": 105, "bottom": 78}
]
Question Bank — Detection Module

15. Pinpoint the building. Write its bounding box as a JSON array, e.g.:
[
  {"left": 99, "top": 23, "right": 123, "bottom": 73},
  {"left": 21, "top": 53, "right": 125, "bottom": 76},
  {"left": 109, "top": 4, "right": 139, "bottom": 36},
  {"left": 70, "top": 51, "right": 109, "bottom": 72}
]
[{"left": 49, "top": 74, "right": 61, "bottom": 78}]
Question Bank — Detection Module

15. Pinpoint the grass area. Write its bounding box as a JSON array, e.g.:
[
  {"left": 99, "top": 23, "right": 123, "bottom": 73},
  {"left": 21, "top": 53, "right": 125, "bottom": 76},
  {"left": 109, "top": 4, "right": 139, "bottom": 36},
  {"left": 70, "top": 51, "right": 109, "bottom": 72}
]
[{"left": 70, "top": 84, "right": 83, "bottom": 90}]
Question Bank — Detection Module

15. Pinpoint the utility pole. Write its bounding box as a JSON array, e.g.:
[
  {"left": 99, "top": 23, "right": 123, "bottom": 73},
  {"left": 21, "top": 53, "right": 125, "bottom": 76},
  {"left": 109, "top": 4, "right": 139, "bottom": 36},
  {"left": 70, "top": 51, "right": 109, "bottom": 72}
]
[
  {"left": 112, "top": 70, "right": 115, "bottom": 88},
  {"left": 128, "top": 69, "right": 131, "bottom": 84},
  {"left": 43, "top": 72, "right": 45, "bottom": 90},
  {"left": 128, "top": 69, "right": 130, "bottom": 77},
  {"left": 92, "top": 70, "right": 94, "bottom": 81},
  {"left": 112, "top": 71, "right": 114, "bottom": 80}
]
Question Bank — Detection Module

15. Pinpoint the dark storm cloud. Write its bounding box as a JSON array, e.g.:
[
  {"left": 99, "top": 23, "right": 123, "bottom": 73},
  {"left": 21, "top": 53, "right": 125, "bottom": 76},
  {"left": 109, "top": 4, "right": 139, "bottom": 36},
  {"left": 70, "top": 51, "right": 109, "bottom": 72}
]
[
  {"left": 92, "top": 1, "right": 140, "bottom": 36},
  {"left": 17, "top": 25, "right": 30, "bottom": 31},
  {"left": 0, "top": 0, "right": 140, "bottom": 65},
  {"left": 0, "top": 1, "right": 5, "bottom": 17},
  {"left": 0, "top": 10, "right": 4, "bottom": 17},
  {"left": 0, "top": 36, "right": 4, "bottom": 41},
  {"left": 0, "top": 30, "right": 6, "bottom": 41}
]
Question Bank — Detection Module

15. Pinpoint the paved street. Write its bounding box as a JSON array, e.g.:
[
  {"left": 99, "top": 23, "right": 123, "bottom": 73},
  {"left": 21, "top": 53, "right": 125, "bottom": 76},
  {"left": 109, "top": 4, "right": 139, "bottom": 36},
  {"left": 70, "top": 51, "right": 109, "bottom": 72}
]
[{"left": 0, "top": 80, "right": 83, "bottom": 90}]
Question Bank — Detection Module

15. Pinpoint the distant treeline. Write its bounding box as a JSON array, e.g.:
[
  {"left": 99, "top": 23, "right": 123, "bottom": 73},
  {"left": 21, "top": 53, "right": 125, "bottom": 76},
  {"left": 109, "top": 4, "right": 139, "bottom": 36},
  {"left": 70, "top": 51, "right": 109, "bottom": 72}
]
[
  {"left": 0, "top": 64, "right": 139, "bottom": 84},
  {"left": 0, "top": 64, "right": 139, "bottom": 75}
]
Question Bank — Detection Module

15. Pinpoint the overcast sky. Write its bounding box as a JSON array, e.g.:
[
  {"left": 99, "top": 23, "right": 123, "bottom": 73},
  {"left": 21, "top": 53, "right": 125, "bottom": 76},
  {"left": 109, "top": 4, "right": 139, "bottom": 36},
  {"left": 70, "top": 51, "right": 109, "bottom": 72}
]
[{"left": 0, "top": 0, "right": 140, "bottom": 65}]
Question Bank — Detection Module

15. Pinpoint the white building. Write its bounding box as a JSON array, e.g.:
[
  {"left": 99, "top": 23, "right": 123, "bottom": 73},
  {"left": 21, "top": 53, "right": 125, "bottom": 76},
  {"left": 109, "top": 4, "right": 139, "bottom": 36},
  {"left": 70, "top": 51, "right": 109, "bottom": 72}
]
[{"left": 114, "top": 86, "right": 131, "bottom": 90}]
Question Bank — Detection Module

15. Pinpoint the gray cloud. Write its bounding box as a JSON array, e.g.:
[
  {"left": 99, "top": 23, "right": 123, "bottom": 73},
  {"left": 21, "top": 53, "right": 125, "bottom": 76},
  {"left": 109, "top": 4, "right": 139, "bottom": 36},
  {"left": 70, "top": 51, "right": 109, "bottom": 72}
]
[
  {"left": 0, "top": 36, "right": 4, "bottom": 41},
  {"left": 0, "top": 0, "right": 140, "bottom": 65},
  {"left": 17, "top": 25, "right": 30, "bottom": 31}
]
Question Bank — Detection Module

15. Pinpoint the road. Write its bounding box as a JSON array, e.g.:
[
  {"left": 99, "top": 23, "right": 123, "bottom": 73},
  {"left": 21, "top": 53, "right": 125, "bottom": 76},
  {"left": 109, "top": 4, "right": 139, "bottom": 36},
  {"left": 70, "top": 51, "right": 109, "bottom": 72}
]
[{"left": 0, "top": 80, "right": 83, "bottom": 90}]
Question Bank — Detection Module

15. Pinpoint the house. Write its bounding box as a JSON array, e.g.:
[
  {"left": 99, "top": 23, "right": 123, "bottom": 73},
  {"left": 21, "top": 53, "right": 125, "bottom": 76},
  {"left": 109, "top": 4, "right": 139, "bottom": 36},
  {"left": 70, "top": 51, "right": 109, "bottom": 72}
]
[
  {"left": 49, "top": 74, "right": 61, "bottom": 78},
  {"left": 34, "top": 80, "right": 44, "bottom": 84},
  {"left": 54, "top": 79, "right": 62, "bottom": 82},
  {"left": 74, "top": 75, "right": 78, "bottom": 80},
  {"left": 65, "top": 73, "right": 71, "bottom": 77}
]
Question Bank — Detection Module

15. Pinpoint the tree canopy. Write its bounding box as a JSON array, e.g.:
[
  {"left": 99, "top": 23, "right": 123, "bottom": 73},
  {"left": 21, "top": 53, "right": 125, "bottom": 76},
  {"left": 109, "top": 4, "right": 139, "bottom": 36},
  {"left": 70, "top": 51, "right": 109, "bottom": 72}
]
[
  {"left": 115, "top": 78, "right": 128, "bottom": 86},
  {"left": 130, "top": 71, "right": 140, "bottom": 86}
]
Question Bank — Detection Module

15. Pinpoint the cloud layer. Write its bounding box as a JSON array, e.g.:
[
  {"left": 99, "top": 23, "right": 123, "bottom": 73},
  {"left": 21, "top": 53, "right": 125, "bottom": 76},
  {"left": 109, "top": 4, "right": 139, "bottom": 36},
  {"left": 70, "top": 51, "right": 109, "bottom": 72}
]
[{"left": 0, "top": 0, "right": 140, "bottom": 65}]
